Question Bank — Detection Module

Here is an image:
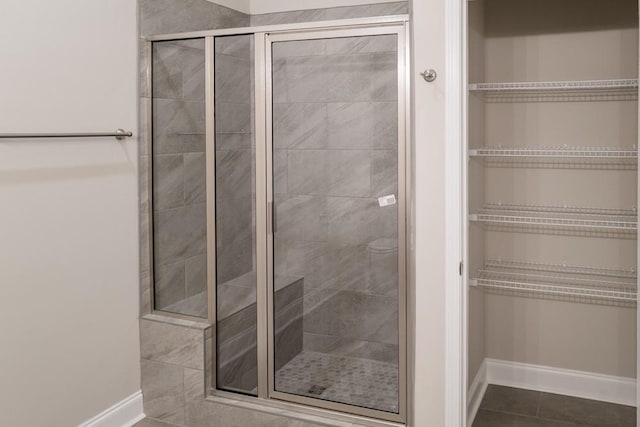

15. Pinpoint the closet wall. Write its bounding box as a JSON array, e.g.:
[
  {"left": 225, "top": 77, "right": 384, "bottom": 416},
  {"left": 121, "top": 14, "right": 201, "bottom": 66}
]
[
  {"left": 468, "top": 0, "right": 639, "bottom": 384},
  {"left": 468, "top": 0, "right": 486, "bottom": 386}
]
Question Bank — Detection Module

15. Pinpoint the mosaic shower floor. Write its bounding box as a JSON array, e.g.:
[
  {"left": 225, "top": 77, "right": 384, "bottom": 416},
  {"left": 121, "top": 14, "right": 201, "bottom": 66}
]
[{"left": 274, "top": 351, "right": 399, "bottom": 413}]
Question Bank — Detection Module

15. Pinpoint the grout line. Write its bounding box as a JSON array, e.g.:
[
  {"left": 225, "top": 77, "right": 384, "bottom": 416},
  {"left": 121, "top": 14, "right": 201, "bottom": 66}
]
[
  {"left": 536, "top": 390, "right": 542, "bottom": 417},
  {"left": 534, "top": 414, "right": 583, "bottom": 426},
  {"left": 484, "top": 408, "right": 537, "bottom": 419}
]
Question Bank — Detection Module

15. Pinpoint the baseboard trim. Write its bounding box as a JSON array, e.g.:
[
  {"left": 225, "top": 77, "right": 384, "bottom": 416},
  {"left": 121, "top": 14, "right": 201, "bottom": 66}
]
[
  {"left": 467, "top": 360, "right": 488, "bottom": 427},
  {"left": 78, "top": 390, "right": 144, "bottom": 427},
  {"left": 485, "top": 358, "right": 636, "bottom": 407}
]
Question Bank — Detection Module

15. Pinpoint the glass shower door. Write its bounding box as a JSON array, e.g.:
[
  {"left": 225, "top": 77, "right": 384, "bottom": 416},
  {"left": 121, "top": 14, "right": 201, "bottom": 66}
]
[
  {"left": 151, "top": 37, "right": 208, "bottom": 318},
  {"left": 148, "top": 20, "right": 409, "bottom": 423},
  {"left": 268, "top": 29, "right": 406, "bottom": 420},
  {"left": 213, "top": 34, "right": 258, "bottom": 396}
]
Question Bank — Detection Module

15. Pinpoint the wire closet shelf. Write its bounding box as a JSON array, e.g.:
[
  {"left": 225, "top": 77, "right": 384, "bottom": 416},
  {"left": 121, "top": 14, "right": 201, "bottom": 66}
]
[
  {"left": 469, "top": 204, "right": 638, "bottom": 231},
  {"left": 469, "top": 78, "right": 639, "bottom": 92},
  {"left": 471, "top": 260, "right": 637, "bottom": 304},
  {"left": 469, "top": 78, "right": 639, "bottom": 102},
  {"left": 469, "top": 146, "right": 638, "bottom": 159}
]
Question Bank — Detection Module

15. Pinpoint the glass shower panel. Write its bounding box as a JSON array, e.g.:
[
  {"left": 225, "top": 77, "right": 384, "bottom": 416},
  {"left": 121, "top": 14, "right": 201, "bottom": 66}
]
[
  {"left": 271, "top": 35, "right": 400, "bottom": 413},
  {"left": 214, "top": 35, "right": 258, "bottom": 395},
  {"left": 151, "top": 38, "right": 208, "bottom": 318}
]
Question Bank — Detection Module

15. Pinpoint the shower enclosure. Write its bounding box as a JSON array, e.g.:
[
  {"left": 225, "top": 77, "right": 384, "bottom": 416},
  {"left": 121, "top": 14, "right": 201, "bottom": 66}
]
[{"left": 146, "top": 16, "right": 409, "bottom": 423}]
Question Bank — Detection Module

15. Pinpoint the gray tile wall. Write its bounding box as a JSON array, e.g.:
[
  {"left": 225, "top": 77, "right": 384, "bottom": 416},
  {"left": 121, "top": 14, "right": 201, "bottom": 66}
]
[
  {"left": 214, "top": 35, "right": 256, "bottom": 285},
  {"left": 140, "top": 317, "right": 208, "bottom": 425},
  {"left": 151, "top": 39, "right": 209, "bottom": 318},
  {"left": 303, "top": 291, "right": 399, "bottom": 364},
  {"left": 138, "top": 0, "right": 249, "bottom": 318},
  {"left": 139, "top": 316, "right": 345, "bottom": 427},
  {"left": 271, "top": 35, "right": 400, "bottom": 363},
  {"left": 250, "top": 2, "right": 408, "bottom": 26},
  {"left": 139, "top": 0, "right": 249, "bottom": 37},
  {"left": 217, "top": 278, "right": 304, "bottom": 393}
]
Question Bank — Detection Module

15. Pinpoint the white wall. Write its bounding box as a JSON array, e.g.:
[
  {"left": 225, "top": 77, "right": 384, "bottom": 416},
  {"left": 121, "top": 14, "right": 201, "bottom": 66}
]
[
  {"left": 0, "top": 1, "right": 141, "bottom": 426},
  {"left": 410, "top": 0, "right": 448, "bottom": 424}
]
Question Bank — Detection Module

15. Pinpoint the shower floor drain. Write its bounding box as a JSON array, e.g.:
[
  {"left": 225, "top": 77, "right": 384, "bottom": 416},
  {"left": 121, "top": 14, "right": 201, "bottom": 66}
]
[{"left": 307, "top": 385, "right": 326, "bottom": 395}]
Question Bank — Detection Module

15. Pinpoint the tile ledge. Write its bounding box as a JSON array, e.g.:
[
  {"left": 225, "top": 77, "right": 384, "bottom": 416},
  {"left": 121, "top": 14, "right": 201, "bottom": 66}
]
[{"left": 142, "top": 313, "right": 211, "bottom": 330}]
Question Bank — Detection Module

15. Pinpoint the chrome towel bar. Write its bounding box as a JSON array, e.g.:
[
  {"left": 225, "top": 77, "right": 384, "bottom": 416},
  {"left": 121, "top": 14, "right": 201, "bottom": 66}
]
[{"left": 0, "top": 129, "right": 133, "bottom": 140}]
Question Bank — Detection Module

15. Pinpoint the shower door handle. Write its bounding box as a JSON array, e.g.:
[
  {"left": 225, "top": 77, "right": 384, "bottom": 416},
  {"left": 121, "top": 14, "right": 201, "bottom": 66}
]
[
  {"left": 268, "top": 201, "right": 277, "bottom": 234},
  {"left": 273, "top": 203, "right": 277, "bottom": 234}
]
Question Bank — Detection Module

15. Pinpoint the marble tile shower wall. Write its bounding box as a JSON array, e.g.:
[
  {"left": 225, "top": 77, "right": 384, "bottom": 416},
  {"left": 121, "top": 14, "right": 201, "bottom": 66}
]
[
  {"left": 139, "top": 0, "right": 248, "bottom": 37},
  {"left": 140, "top": 316, "right": 339, "bottom": 427},
  {"left": 272, "top": 35, "right": 400, "bottom": 363},
  {"left": 215, "top": 35, "right": 256, "bottom": 286},
  {"left": 138, "top": 0, "right": 249, "bottom": 317},
  {"left": 151, "top": 39, "right": 208, "bottom": 317},
  {"left": 250, "top": 2, "right": 409, "bottom": 26}
]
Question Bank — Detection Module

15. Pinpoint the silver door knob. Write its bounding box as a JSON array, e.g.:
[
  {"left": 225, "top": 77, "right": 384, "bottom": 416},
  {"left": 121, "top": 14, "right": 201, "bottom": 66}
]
[{"left": 420, "top": 69, "right": 437, "bottom": 82}]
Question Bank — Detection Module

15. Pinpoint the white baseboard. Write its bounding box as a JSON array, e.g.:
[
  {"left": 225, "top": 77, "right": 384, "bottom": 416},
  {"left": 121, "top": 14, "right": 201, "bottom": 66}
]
[
  {"left": 78, "top": 390, "right": 145, "bottom": 427},
  {"left": 467, "top": 360, "right": 488, "bottom": 427},
  {"left": 485, "top": 358, "right": 637, "bottom": 407}
]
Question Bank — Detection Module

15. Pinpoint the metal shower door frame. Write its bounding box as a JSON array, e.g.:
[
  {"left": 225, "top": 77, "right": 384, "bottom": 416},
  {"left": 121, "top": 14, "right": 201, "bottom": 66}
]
[
  {"left": 263, "top": 23, "right": 409, "bottom": 424},
  {"left": 146, "top": 15, "right": 411, "bottom": 425}
]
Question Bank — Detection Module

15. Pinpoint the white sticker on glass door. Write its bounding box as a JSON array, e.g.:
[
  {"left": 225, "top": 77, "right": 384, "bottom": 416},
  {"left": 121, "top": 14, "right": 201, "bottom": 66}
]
[{"left": 378, "top": 195, "right": 397, "bottom": 207}]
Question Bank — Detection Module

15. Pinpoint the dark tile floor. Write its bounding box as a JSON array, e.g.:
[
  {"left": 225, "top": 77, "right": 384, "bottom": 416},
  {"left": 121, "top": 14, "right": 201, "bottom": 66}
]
[
  {"left": 134, "top": 418, "right": 177, "bottom": 427},
  {"left": 472, "top": 385, "right": 636, "bottom": 427}
]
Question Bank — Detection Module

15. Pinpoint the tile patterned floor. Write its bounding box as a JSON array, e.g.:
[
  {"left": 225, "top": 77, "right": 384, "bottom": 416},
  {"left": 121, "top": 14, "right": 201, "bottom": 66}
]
[
  {"left": 472, "top": 385, "right": 636, "bottom": 427},
  {"left": 275, "top": 350, "right": 399, "bottom": 413}
]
